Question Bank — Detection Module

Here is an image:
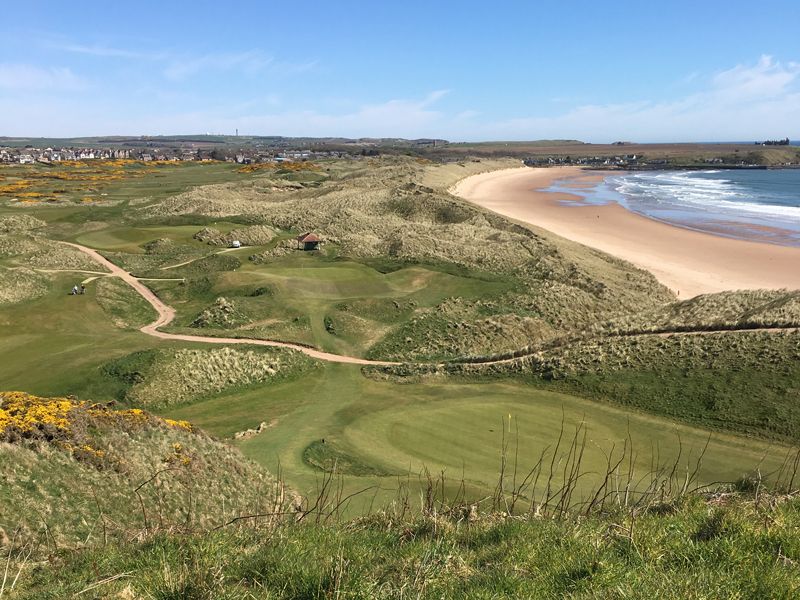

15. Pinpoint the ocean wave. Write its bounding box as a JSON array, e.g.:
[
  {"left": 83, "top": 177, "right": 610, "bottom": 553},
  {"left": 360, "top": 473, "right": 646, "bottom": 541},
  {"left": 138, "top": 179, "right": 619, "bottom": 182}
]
[
  {"left": 696, "top": 199, "right": 800, "bottom": 219},
  {"left": 609, "top": 171, "right": 800, "bottom": 223}
]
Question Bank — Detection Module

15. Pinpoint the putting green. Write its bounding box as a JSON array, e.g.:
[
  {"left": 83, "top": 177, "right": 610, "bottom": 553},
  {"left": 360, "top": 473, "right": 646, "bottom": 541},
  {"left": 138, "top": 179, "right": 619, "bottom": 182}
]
[{"left": 166, "top": 364, "right": 790, "bottom": 512}]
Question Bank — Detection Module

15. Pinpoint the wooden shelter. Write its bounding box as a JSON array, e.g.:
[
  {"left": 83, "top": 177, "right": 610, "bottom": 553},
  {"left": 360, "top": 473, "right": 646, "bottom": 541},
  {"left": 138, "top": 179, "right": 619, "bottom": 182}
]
[{"left": 296, "top": 232, "right": 321, "bottom": 251}]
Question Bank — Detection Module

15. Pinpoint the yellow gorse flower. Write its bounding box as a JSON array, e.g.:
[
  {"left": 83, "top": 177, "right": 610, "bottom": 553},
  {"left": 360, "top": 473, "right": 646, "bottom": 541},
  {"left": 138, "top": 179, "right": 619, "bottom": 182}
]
[
  {"left": 164, "top": 418, "right": 193, "bottom": 431},
  {"left": 1, "top": 392, "right": 194, "bottom": 439},
  {"left": 0, "top": 391, "right": 78, "bottom": 435}
]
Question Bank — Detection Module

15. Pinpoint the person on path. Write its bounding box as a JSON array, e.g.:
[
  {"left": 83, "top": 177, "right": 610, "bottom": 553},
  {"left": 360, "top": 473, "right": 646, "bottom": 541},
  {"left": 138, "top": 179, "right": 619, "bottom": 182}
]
[{"left": 80, "top": 284, "right": 86, "bottom": 295}]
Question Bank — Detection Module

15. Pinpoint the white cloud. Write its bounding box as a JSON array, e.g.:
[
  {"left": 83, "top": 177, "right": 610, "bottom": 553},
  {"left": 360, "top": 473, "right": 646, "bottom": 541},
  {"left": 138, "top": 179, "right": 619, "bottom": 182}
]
[
  {"left": 144, "top": 57, "right": 798, "bottom": 141},
  {"left": 163, "top": 50, "right": 273, "bottom": 80},
  {"left": 52, "top": 39, "right": 315, "bottom": 81},
  {"left": 712, "top": 54, "right": 799, "bottom": 99},
  {"left": 0, "top": 64, "right": 86, "bottom": 91},
  {"left": 1, "top": 56, "right": 797, "bottom": 142},
  {"left": 53, "top": 43, "right": 163, "bottom": 60},
  {"left": 477, "top": 56, "right": 800, "bottom": 142},
  {"left": 161, "top": 51, "right": 317, "bottom": 81},
  {"left": 82, "top": 91, "right": 451, "bottom": 138}
]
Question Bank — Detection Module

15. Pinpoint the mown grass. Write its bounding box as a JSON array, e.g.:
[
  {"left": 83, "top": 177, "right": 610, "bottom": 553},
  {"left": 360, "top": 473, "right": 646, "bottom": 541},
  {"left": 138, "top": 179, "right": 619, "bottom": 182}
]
[
  {"left": 0, "top": 272, "right": 164, "bottom": 399},
  {"left": 10, "top": 493, "right": 800, "bottom": 598},
  {"left": 164, "top": 363, "right": 792, "bottom": 514}
]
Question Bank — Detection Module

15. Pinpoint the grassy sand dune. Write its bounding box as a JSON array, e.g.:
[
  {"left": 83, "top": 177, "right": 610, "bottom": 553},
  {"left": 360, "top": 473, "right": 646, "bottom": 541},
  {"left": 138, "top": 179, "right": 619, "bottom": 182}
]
[{"left": 12, "top": 493, "right": 800, "bottom": 598}]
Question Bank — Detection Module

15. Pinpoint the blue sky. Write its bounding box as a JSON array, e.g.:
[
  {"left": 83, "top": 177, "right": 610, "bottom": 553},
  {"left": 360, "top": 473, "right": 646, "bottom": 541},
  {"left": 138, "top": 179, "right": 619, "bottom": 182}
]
[{"left": 1, "top": 1, "right": 799, "bottom": 142}]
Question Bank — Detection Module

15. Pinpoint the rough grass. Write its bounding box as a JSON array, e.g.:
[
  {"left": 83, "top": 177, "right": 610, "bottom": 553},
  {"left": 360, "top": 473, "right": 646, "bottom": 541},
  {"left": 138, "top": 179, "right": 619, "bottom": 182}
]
[
  {"left": 106, "top": 346, "right": 317, "bottom": 408},
  {"left": 0, "top": 214, "right": 46, "bottom": 233},
  {"left": 94, "top": 275, "right": 158, "bottom": 329},
  {"left": 595, "top": 289, "right": 800, "bottom": 334},
  {"left": 367, "top": 294, "right": 556, "bottom": 360},
  {"left": 10, "top": 494, "right": 800, "bottom": 598},
  {"left": 0, "top": 267, "right": 49, "bottom": 304},
  {"left": 0, "top": 233, "right": 107, "bottom": 271},
  {"left": 0, "top": 392, "right": 281, "bottom": 548}
]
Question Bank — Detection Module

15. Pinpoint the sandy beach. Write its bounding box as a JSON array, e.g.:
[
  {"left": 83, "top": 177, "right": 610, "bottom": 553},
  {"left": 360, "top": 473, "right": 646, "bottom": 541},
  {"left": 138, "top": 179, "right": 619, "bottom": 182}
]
[{"left": 452, "top": 166, "right": 800, "bottom": 298}]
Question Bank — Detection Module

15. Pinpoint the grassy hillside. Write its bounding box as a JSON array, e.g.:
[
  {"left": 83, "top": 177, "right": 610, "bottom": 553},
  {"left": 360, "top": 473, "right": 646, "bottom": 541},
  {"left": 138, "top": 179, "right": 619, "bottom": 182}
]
[
  {"left": 0, "top": 155, "right": 678, "bottom": 362},
  {"left": 374, "top": 329, "right": 800, "bottom": 442},
  {"left": 1, "top": 156, "right": 800, "bottom": 597},
  {"left": 104, "top": 157, "right": 675, "bottom": 359},
  {"left": 0, "top": 392, "right": 284, "bottom": 548}
]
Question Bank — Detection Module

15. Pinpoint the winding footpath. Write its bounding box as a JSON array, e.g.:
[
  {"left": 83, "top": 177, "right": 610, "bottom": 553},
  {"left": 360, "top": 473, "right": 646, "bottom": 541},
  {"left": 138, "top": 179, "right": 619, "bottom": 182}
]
[{"left": 63, "top": 242, "right": 399, "bottom": 366}]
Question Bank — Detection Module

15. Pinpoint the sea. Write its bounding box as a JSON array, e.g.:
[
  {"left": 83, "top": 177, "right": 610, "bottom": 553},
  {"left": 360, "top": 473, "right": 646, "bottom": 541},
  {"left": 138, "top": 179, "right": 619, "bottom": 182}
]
[{"left": 547, "top": 169, "right": 800, "bottom": 247}]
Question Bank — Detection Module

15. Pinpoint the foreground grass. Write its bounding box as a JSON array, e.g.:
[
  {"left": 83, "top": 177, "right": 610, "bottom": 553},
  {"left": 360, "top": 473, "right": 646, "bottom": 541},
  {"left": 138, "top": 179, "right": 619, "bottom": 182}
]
[{"left": 11, "top": 494, "right": 800, "bottom": 599}]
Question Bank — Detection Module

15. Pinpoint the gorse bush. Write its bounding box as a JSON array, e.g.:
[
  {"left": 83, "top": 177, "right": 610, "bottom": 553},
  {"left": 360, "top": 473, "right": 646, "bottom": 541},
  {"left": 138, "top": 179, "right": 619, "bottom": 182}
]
[
  {"left": 0, "top": 391, "right": 191, "bottom": 467},
  {"left": 1, "top": 392, "right": 285, "bottom": 550}
]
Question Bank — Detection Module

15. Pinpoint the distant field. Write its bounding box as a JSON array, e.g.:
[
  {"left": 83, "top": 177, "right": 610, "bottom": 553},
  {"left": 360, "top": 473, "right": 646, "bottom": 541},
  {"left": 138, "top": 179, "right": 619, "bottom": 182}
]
[{"left": 0, "top": 160, "right": 247, "bottom": 206}]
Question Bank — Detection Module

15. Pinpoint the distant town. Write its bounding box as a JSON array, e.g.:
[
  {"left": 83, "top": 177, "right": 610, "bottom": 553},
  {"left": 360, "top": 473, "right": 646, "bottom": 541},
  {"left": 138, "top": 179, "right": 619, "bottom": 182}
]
[
  {"left": 1, "top": 135, "right": 798, "bottom": 169},
  {"left": 0, "top": 135, "right": 449, "bottom": 165},
  {"left": 0, "top": 145, "right": 360, "bottom": 165}
]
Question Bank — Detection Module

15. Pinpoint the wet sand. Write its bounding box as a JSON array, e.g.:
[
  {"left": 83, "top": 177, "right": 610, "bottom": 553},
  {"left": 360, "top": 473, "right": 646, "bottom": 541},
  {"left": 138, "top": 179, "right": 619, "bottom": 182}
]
[{"left": 452, "top": 166, "right": 800, "bottom": 298}]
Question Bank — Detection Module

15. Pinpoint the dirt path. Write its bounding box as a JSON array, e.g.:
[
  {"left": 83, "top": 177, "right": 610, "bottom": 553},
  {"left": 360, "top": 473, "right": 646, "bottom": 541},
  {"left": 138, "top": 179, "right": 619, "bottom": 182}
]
[
  {"left": 463, "top": 326, "right": 800, "bottom": 366},
  {"left": 160, "top": 247, "right": 237, "bottom": 270},
  {"left": 63, "top": 242, "right": 399, "bottom": 366}
]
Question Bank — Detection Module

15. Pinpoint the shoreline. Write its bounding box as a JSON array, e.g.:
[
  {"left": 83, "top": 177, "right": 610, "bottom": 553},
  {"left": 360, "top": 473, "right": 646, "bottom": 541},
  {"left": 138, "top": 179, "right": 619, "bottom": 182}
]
[
  {"left": 451, "top": 166, "right": 800, "bottom": 298},
  {"left": 552, "top": 169, "right": 800, "bottom": 249}
]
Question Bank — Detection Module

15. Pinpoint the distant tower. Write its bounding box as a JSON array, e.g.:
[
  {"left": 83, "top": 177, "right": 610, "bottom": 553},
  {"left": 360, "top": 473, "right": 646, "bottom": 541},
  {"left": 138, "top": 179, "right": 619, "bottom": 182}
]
[{"left": 236, "top": 128, "right": 239, "bottom": 137}]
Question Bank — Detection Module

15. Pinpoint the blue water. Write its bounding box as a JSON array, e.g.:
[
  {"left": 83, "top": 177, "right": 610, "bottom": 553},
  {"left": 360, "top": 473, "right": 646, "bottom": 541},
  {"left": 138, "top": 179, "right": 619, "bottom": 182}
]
[{"left": 546, "top": 169, "right": 800, "bottom": 246}]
